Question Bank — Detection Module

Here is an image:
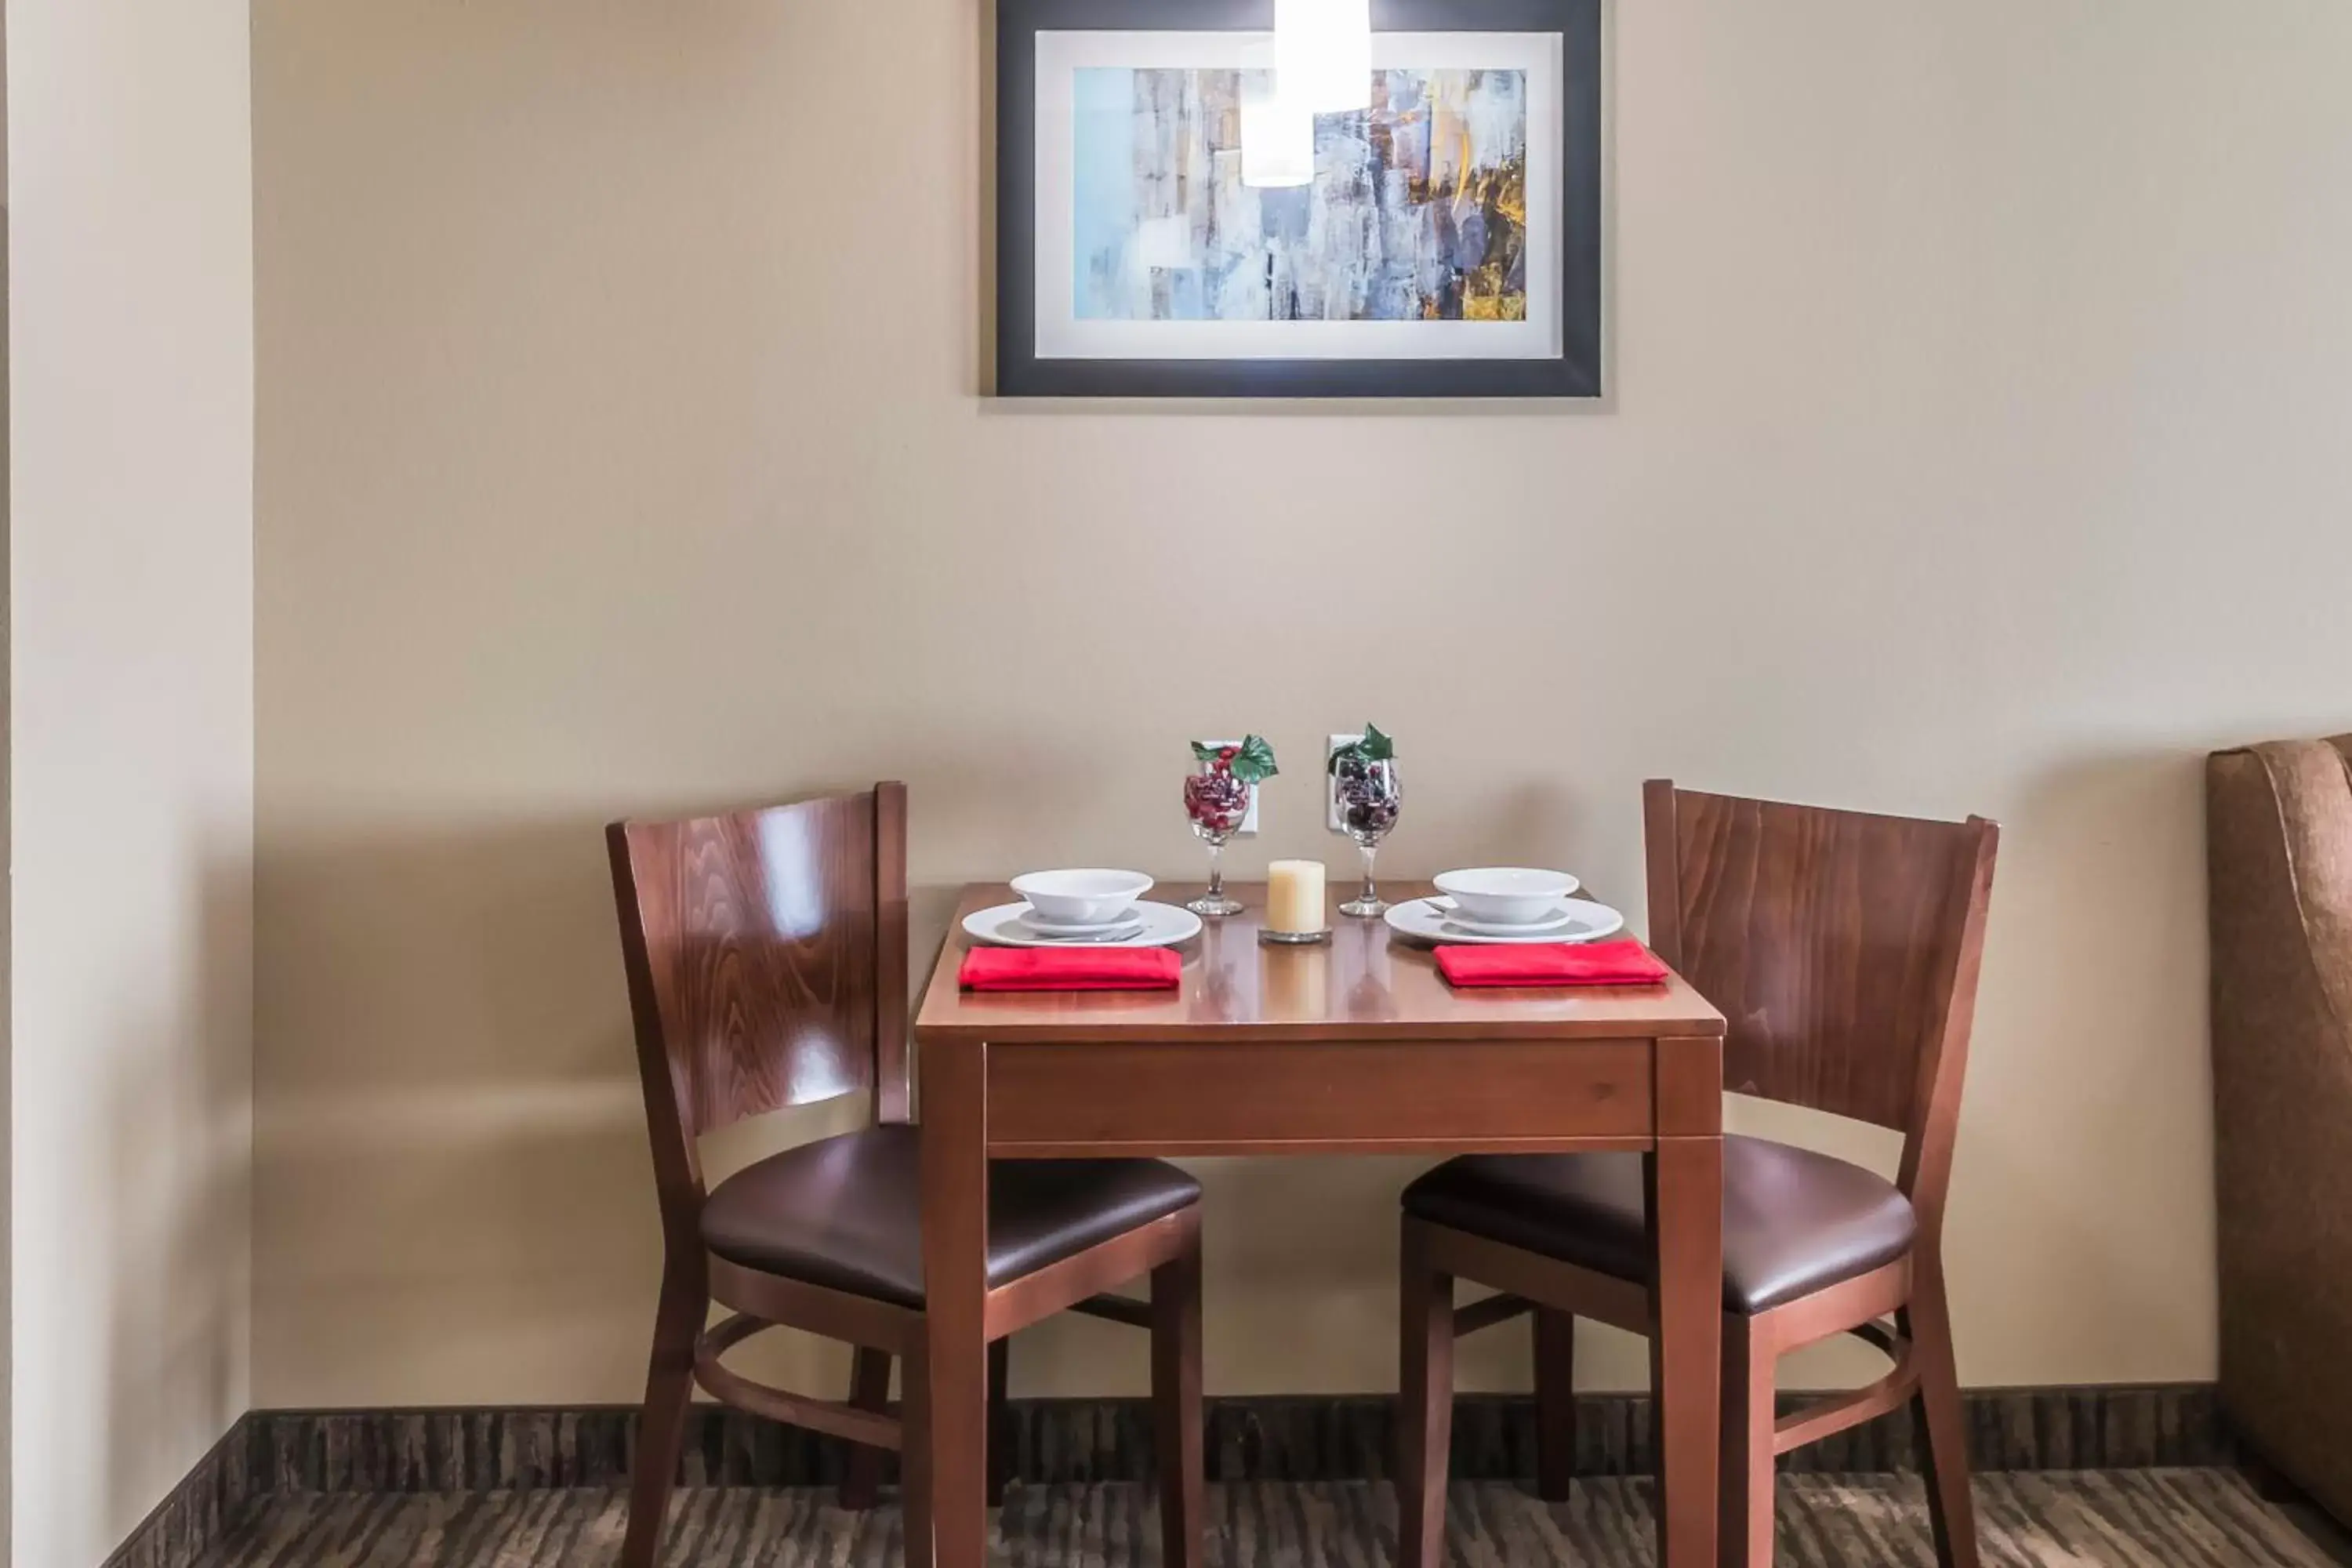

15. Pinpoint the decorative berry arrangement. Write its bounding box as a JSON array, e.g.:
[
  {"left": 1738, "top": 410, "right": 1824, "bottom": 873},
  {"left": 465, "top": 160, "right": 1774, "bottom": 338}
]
[
  {"left": 1329, "top": 723, "right": 1400, "bottom": 838},
  {"left": 1185, "top": 736, "right": 1278, "bottom": 836}
]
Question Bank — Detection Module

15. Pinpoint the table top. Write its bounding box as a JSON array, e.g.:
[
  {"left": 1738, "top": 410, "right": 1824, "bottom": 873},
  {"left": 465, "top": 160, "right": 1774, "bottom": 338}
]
[{"left": 914, "top": 881, "right": 1727, "bottom": 1044}]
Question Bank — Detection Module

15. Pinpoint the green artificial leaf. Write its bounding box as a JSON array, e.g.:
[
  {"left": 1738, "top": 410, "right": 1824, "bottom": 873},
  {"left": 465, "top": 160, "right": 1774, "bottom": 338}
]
[
  {"left": 1327, "top": 724, "right": 1396, "bottom": 773},
  {"left": 1229, "top": 734, "right": 1280, "bottom": 785},
  {"left": 1191, "top": 740, "right": 1221, "bottom": 764}
]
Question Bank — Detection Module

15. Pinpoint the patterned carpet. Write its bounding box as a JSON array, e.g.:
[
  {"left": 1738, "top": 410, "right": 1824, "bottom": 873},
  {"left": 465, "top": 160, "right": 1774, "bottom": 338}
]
[{"left": 195, "top": 1474, "right": 2332, "bottom": 1566}]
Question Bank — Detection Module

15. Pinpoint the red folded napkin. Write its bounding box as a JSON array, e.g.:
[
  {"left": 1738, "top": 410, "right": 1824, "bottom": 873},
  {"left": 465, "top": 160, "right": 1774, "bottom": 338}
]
[
  {"left": 1436, "top": 938, "right": 1670, "bottom": 989},
  {"left": 959, "top": 946, "right": 1181, "bottom": 992}
]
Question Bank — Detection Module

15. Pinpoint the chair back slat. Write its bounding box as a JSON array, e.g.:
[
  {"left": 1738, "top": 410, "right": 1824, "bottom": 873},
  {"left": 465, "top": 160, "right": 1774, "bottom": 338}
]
[
  {"left": 608, "top": 785, "right": 909, "bottom": 1194},
  {"left": 1645, "top": 782, "right": 1997, "bottom": 1145}
]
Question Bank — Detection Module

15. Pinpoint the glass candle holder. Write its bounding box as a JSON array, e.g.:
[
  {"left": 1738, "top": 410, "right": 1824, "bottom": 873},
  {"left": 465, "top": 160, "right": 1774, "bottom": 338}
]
[
  {"left": 1334, "top": 756, "right": 1400, "bottom": 917},
  {"left": 1261, "top": 858, "right": 1329, "bottom": 944},
  {"left": 1182, "top": 763, "right": 1251, "bottom": 917}
]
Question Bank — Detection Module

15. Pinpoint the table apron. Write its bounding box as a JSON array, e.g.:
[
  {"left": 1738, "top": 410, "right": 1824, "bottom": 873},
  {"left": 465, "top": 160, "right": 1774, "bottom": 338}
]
[{"left": 982, "top": 1036, "right": 1658, "bottom": 1156}]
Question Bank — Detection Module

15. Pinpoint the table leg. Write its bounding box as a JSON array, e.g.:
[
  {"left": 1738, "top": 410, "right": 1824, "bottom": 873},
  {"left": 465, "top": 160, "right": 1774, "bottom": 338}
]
[
  {"left": 1649, "top": 1133, "right": 1724, "bottom": 1568},
  {"left": 1151, "top": 1217, "right": 1204, "bottom": 1568},
  {"left": 920, "top": 1040, "right": 990, "bottom": 1568},
  {"left": 1396, "top": 1218, "right": 1455, "bottom": 1568}
]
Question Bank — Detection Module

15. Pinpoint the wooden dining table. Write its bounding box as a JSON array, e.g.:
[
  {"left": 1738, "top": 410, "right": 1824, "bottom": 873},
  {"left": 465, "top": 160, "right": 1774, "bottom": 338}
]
[{"left": 913, "top": 880, "right": 1730, "bottom": 1568}]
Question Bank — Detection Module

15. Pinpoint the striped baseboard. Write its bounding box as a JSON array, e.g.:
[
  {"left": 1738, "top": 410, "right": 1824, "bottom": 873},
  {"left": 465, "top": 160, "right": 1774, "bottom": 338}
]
[
  {"left": 249, "top": 1385, "right": 2229, "bottom": 1493},
  {"left": 100, "top": 1418, "right": 264, "bottom": 1568},
  {"left": 111, "top": 1385, "right": 2236, "bottom": 1566}
]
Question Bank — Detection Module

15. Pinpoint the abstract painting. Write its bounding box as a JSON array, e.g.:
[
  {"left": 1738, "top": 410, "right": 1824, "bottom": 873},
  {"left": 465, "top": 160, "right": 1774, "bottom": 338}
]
[
  {"left": 997, "top": 0, "right": 1602, "bottom": 397},
  {"left": 1073, "top": 69, "right": 1530, "bottom": 325}
]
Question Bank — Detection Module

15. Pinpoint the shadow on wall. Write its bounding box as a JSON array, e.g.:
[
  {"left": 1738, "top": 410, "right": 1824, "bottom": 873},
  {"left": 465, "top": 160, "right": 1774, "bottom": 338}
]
[
  {"left": 103, "top": 843, "right": 253, "bottom": 1536},
  {"left": 250, "top": 748, "right": 2236, "bottom": 1403},
  {"left": 250, "top": 775, "right": 1614, "bottom": 1406},
  {"left": 1943, "top": 745, "right": 2221, "bottom": 1388},
  {"left": 256, "top": 812, "right": 671, "bottom": 1404},
  {"left": 254, "top": 803, "right": 960, "bottom": 1406}
]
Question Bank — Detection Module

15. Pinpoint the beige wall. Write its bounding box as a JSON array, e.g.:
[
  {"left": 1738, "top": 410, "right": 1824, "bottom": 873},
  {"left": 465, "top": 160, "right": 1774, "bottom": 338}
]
[
  {"left": 252, "top": 0, "right": 2352, "bottom": 1408},
  {"left": 9, "top": 0, "right": 256, "bottom": 1561},
  {"left": 2, "top": 22, "right": 13, "bottom": 1557}
]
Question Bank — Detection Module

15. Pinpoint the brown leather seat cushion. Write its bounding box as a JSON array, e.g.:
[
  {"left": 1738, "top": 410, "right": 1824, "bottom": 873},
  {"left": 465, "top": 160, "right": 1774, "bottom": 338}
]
[
  {"left": 1401, "top": 1135, "right": 1915, "bottom": 1315},
  {"left": 700, "top": 1123, "right": 1200, "bottom": 1308}
]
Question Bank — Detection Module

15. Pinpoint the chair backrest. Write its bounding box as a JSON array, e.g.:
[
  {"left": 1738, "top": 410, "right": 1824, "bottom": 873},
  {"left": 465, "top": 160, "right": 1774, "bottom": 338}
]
[
  {"left": 608, "top": 782, "right": 910, "bottom": 1201},
  {"left": 1642, "top": 780, "right": 1998, "bottom": 1213}
]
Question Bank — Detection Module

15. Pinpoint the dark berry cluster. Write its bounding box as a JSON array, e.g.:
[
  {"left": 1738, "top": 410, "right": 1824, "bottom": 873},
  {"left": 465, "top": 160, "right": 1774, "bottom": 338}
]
[
  {"left": 1336, "top": 767, "right": 1400, "bottom": 836},
  {"left": 1328, "top": 724, "right": 1400, "bottom": 838}
]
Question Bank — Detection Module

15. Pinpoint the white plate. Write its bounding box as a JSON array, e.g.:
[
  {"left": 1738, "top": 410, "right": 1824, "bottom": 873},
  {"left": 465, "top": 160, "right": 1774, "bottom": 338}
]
[
  {"left": 1018, "top": 905, "right": 1145, "bottom": 938},
  {"left": 1385, "top": 896, "right": 1626, "bottom": 946},
  {"left": 965, "top": 900, "right": 1203, "bottom": 949},
  {"left": 1431, "top": 898, "right": 1581, "bottom": 938}
]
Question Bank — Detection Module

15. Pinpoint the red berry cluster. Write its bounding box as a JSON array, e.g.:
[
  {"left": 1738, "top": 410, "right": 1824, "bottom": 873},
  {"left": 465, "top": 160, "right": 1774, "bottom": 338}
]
[{"left": 1184, "top": 751, "right": 1252, "bottom": 833}]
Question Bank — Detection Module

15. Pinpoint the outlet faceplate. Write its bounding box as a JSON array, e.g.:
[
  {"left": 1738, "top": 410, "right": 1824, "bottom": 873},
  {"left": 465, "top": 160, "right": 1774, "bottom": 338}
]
[{"left": 1326, "top": 733, "right": 1363, "bottom": 833}]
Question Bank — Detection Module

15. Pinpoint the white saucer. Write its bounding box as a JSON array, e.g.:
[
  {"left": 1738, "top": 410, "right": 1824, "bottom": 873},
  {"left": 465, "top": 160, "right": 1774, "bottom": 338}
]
[
  {"left": 1385, "top": 895, "right": 1626, "bottom": 946},
  {"left": 1019, "top": 906, "right": 1145, "bottom": 938},
  {"left": 965, "top": 900, "right": 1203, "bottom": 949},
  {"left": 1024, "top": 916, "right": 1146, "bottom": 942},
  {"left": 1431, "top": 898, "right": 1580, "bottom": 938}
]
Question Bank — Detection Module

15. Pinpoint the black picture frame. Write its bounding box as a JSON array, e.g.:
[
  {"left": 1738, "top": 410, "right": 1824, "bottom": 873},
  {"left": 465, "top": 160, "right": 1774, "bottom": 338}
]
[{"left": 996, "top": 0, "right": 1602, "bottom": 399}]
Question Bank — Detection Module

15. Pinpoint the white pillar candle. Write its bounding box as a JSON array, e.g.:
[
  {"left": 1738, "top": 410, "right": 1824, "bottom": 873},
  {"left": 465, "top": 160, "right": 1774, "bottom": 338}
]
[{"left": 1266, "top": 859, "right": 1327, "bottom": 935}]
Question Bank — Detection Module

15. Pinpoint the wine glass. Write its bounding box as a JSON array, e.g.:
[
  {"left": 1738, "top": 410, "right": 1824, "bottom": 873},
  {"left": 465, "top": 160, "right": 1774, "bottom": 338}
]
[
  {"left": 1182, "top": 760, "right": 1252, "bottom": 917},
  {"left": 1334, "top": 754, "right": 1401, "bottom": 917}
]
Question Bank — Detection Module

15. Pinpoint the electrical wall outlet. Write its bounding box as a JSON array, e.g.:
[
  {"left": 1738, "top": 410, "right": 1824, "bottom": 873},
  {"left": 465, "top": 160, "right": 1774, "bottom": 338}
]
[
  {"left": 1200, "top": 738, "right": 1261, "bottom": 835},
  {"left": 1326, "top": 733, "right": 1363, "bottom": 833}
]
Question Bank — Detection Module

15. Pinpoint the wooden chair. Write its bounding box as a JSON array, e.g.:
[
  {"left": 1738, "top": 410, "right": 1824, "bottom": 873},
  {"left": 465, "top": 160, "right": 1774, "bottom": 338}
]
[
  {"left": 608, "top": 782, "right": 1206, "bottom": 1568},
  {"left": 1396, "top": 781, "right": 1998, "bottom": 1567}
]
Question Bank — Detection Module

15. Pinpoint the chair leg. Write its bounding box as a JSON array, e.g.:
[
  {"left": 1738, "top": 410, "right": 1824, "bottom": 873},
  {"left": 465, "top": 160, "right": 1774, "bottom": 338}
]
[
  {"left": 987, "top": 1337, "right": 1013, "bottom": 1508},
  {"left": 902, "top": 1342, "right": 935, "bottom": 1568},
  {"left": 621, "top": 1263, "right": 706, "bottom": 1568},
  {"left": 1533, "top": 1308, "right": 1577, "bottom": 1502},
  {"left": 1718, "top": 1315, "right": 1774, "bottom": 1568},
  {"left": 1903, "top": 1271, "right": 1980, "bottom": 1568},
  {"left": 841, "top": 1347, "right": 894, "bottom": 1511},
  {"left": 1152, "top": 1236, "right": 1205, "bottom": 1568},
  {"left": 1397, "top": 1221, "right": 1456, "bottom": 1568}
]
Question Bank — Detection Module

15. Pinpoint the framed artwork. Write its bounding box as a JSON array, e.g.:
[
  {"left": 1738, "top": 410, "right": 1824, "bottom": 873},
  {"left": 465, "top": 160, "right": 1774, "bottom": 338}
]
[{"left": 996, "top": 0, "right": 1602, "bottom": 398}]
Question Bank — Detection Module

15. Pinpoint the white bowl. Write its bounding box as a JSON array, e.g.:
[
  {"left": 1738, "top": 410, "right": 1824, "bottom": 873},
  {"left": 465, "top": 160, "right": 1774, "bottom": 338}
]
[
  {"left": 1011, "top": 868, "right": 1155, "bottom": 926},
  {"left": 1432, "top": 867, "right": 1581, "bottom": 926}
]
